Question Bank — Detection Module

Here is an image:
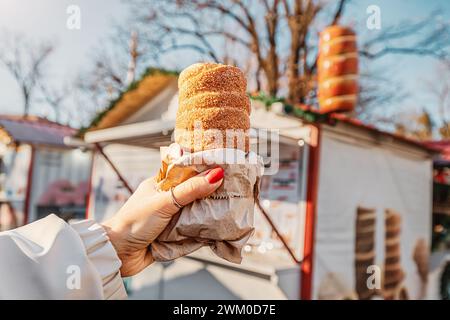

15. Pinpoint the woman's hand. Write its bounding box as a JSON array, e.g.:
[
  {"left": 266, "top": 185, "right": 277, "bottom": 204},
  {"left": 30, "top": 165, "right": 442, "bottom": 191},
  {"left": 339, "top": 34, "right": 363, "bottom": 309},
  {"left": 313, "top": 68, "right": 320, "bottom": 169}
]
[{"left": 101, "top": 167, "right": 224, "bottom": 277}]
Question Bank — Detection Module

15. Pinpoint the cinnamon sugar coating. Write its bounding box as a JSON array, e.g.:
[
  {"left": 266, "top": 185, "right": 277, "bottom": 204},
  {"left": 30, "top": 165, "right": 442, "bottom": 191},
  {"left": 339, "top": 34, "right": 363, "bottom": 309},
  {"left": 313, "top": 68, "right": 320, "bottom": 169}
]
[{"left": 176, "top": 63, "right": 250, "bottom": 151}]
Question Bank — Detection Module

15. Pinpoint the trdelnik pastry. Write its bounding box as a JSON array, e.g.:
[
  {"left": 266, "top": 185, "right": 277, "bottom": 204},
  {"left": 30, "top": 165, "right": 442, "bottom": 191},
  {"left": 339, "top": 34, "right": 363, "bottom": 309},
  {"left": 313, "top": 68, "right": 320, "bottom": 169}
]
[
  {"left": 152, "top": 62, "right": 263, "bottom": 264},
  {"left": 174, "top": 62, "right": 250, "bottom": 152}
]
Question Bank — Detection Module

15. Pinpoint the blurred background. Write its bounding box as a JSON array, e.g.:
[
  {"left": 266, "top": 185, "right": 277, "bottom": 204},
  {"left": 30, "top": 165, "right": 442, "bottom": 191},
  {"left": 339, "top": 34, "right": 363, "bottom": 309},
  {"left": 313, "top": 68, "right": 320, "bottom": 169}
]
[{"left": 0, "top": 0, "right": 449, "bottom": 300}]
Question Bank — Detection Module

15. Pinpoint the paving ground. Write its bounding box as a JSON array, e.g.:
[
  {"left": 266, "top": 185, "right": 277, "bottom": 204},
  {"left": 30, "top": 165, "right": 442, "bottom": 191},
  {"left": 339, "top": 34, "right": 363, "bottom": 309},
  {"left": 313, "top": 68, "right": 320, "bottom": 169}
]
[{"left": 128, "top": 257, "right": 288, "bottom": 300}]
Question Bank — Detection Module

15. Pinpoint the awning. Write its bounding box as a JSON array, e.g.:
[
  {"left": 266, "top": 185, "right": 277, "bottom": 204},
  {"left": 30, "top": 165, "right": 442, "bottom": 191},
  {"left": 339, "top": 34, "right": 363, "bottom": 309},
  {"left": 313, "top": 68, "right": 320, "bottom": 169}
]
[
  {"left": 84, "top": 119, "right": 175, "bottom": 149},
  {"left": 0, "top": 115, "right": 76, "bottom": 148}
]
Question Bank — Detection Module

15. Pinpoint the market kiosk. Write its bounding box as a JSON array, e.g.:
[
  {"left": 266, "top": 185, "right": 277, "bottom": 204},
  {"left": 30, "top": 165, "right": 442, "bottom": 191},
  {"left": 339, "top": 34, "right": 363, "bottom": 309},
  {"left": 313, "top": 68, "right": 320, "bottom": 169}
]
[{"left": 83, "top": 78, "right": 434, "bottom": 299}]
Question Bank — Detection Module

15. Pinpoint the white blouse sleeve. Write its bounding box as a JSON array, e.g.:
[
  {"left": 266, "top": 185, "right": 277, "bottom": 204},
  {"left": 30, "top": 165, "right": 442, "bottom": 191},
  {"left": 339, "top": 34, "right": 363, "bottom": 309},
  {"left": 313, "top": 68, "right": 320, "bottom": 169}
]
[{"left": 0, "top": 214, "right": 127, "bottom": 299}]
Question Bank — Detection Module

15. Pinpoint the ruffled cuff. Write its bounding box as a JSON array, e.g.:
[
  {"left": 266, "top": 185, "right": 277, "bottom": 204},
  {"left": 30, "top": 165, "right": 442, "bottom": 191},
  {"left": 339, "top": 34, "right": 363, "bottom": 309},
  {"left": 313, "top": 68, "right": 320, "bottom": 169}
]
[{"left": 70, "top": 219, "right": 127, "bottom": 299}]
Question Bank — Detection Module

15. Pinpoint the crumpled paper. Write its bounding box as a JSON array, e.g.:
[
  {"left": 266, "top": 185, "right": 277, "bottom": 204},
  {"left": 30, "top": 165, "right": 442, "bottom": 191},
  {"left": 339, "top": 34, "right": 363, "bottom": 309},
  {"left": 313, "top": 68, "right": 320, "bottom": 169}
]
[{"left": 151, "top": 144, "right": 263, "bottom": 264}]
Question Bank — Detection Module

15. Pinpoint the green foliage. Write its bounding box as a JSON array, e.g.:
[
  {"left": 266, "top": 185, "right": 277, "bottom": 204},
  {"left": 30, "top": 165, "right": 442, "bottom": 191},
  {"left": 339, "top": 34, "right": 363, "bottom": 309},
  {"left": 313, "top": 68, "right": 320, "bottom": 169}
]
[
  {"left": 250, "top": 91, "right": 284, "bottom": 109},
  {"left": 249, "top": 92, "right": 330, "bottom": 123},
  {"left": 284, "top": 103, "right": 329, "bottom": 123}
]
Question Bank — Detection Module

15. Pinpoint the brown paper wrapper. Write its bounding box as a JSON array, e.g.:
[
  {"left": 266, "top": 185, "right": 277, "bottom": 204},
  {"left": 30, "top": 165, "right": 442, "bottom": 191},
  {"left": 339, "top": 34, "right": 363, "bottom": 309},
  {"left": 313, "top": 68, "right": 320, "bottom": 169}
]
[{"left": 151, "top": 145, "right": 263, "bottom": 264}]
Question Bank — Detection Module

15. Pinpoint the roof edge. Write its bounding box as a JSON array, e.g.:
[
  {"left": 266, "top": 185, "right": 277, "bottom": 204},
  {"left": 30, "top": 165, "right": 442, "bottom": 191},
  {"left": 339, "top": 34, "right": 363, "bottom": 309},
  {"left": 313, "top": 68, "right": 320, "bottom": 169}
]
[{"left": 79, "top": 67, "right": 179, "bottom": 136}]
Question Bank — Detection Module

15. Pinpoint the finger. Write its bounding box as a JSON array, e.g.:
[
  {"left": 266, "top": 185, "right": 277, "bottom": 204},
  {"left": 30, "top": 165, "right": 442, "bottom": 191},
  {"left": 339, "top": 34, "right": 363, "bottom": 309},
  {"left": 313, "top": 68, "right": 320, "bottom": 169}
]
[
  {"left": 173, "top": 166, "right": 224, "bottom": 205},
  {"left": 154, "top": 167, "right": 224, "bottom": 216}
]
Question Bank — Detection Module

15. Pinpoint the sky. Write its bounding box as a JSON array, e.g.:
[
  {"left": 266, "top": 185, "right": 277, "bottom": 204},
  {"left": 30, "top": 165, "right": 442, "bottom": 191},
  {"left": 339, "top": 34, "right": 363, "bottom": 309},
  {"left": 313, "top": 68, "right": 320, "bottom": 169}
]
[
  {"left": 0, "top": 0, "right": 449, "bottom": 127},
  {"left": 344, "top": 0, "right": 449, "bottom": 122},
  {"left": 0, "top": 0, "right": 126, "bottom": 123}
]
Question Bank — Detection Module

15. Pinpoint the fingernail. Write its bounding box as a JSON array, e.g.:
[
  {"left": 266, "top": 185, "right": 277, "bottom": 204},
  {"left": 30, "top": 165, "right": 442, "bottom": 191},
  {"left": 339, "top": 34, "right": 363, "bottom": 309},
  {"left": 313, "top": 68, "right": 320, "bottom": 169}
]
[{"left": 206, "top": 167, "right": 224, "bottom": 184}]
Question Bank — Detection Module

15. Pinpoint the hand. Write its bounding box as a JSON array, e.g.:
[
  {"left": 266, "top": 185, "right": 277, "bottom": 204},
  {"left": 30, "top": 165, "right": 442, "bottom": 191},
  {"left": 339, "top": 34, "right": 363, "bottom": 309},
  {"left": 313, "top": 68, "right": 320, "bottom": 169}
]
[{"left": 101, "top": 167, "right": 224, "bottom": 277}]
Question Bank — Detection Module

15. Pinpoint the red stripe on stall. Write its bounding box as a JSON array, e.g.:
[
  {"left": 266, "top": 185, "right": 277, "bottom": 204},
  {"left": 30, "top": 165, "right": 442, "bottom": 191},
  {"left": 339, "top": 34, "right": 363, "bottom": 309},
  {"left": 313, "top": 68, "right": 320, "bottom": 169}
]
[
  {"left": 301, "top": 126, "right": 321, "bottom": 300},
  {"left": 23, "top": 146, "right": 35, "bottom": 225},
  {"left": 85, "top": 149, "right": 96, "bottom": 219}
]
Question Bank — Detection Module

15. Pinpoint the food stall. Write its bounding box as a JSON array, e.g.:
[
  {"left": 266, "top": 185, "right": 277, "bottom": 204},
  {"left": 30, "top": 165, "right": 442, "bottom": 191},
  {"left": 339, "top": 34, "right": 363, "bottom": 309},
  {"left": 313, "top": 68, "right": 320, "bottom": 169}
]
[
  {"left": 0, "top": 115, "right": 91, "bottom": 228},
  {"left": 82, "top": 68, "right": 434, "bottom": 299},
  {"left": 423, "top": 140, "right": 450, "bottom": 299}
]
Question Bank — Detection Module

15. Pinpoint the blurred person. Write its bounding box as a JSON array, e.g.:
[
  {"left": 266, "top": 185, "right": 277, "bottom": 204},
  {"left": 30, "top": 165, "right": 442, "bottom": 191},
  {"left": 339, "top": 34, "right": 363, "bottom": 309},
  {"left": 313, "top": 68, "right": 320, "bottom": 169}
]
[
  {"left": 0, "top": 167, "right": 224, "bottom": 299},
  {"left": 434, "top": 168, "right": 448, "bottom": 184}
]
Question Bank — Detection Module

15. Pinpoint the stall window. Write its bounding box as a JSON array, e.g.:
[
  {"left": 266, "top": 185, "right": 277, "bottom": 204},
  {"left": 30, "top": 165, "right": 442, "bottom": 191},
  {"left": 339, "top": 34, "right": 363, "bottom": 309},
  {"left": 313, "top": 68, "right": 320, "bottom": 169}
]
[{"left": 249, "top": 142, "right": 308, "bottom": 263}]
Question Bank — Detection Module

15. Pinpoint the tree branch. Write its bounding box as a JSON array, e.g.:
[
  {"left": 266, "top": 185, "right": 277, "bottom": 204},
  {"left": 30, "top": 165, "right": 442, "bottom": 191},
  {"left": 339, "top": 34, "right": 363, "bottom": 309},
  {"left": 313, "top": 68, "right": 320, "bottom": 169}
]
[
  {"left": 309, "top": 0, "right": 346, "bottom": 73},
  {"left": 331, "top": 0, "right": 347, "bottom": 25},
  {"left": 359, "top": 47, "right": 449, "bottom": 60}
]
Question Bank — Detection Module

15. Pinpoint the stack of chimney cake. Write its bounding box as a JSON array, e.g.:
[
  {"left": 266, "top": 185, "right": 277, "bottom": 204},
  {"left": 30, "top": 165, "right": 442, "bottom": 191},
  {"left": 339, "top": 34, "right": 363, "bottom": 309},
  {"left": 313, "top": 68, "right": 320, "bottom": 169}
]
[
  {"left": 354, "top": 206, "right": 377, "bottom": 299},
  {"left": 318, "top": 25, "right": 358, "bottom": 113},
  {"left": 413, "top": 238, "right": 429, "bottom": 284},
  {"left": 413, "top": 238, "right": 429, "bottom": 299},
  {"left": 175, "top": 62, "right": 250, "bottom": 153},
  {"left": 383, "top": 209, "right": 406, "bottom": 299}
]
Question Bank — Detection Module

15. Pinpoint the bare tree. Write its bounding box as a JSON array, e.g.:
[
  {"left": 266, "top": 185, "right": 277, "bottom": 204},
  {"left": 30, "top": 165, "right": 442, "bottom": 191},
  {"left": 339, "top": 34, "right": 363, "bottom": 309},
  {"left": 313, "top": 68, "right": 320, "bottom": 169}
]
[
  {"left": 125, "top": 0, "right": 338, "bottom": 102},
  {"left": 38, "top": 82, "right": 71, "bottom": 123},
  {"left": 356, "top": 10, "right": 450, "bottom": 121},
  {"left": 413, "top": 110, "right": 435, "bottom": 141},
  {"left": 0, "top": 30, "right": 54, "bottom": 116},
  {"left": 122, "top": 0, "right": 449, "bottom": 108},
  {"left": 125, "top": 31, "right": 141, "bottom": 86},
  {"left": 426, "top": 61, "right": 450, "bottom": 138},
  {"left": 75, "top": 29, "right": 144, "bottom": 120},
  {"left": 392, "top": 61, "right": 450, "bottom": 140},
  {"left": 359, "top": 10, "right": 450, "bottom": 61}
]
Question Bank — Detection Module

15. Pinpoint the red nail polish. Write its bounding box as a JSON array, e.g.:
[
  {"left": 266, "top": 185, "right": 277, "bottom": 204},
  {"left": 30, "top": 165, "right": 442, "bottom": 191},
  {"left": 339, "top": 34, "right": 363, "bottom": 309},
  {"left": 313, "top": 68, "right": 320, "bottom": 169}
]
[{"left": 206, "top": 167, "right": 224, "bottom": 184}]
